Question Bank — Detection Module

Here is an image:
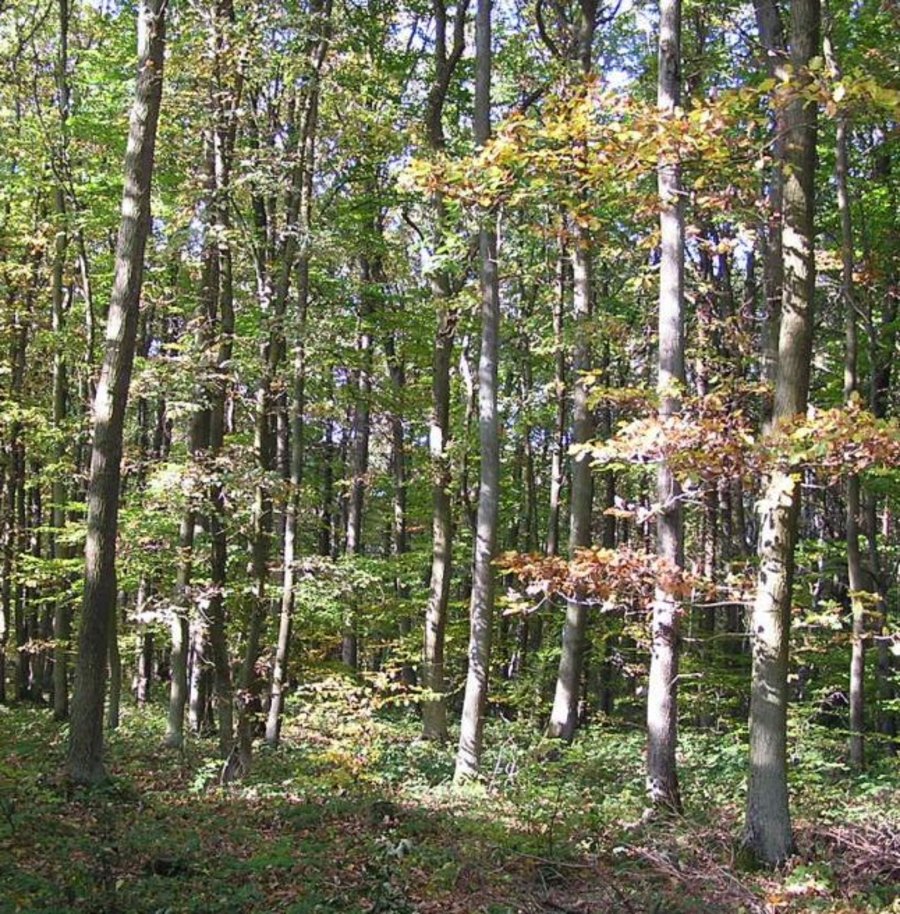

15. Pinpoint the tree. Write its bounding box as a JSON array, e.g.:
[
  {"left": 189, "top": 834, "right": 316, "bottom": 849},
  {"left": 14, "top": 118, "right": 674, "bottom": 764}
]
[
  {"left": 455, "top": 0, "right": 500, "bottom": 783},
  {"left": 543, "top": 0, "right": 601, "bottom": 745},
  {"left": 646, "top": 0, "right": 685, "bottom": 813},
  {"left": 744, "top": 0, "right": 820, "bottom": 866},
  {"left": 67, "top": 0, "right": 167, "bottom": 785},
  {"left": 421, "top": 0, "right": 470, "bottom": 746},
  {"left": 266, "top": 0, "right": 333, "bottom": 745}
]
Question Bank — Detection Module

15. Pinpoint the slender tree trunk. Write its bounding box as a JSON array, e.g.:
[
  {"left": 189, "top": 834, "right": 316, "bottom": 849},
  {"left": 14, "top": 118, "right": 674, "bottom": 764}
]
[
  {"left": 543, "top": 0, "right": 600, "bottom": 741},
  {"left": 10, "top": 309, "right": 28, "bottom": 702},
  {"left": 753, "top": 0, "right": 786, "bottom": 415},
  {"left": 266, "top": 2, "right": 331, "bottom": 744},
  {"left": 824, "top": 30, "right": 866, "bottom": 769},
  {"left": 166, "top": 498, "right": 196, "bottom": 746},
  {"left": 51, "top": 0, "right": 73, "bottom": 720},
  {"left": 455, "top": 0, "right": 499, "bottom": 782},
  {"left": 646, "top": 0, "right": 684, "bottom": 813},
  {"left": 545, "top": 234, "right": 567, "bottom": 558},
  {"left": 342, "top": 253, "right": 377, "bottom": 669},
  {"left": 135, "top": 578, "right": 153, "bottom": 706},
  {"left": 204, "top": 0, "right": 242, "bottom": 757},
  {"left": 66, "top": 0, "right": 166, "bottom": 785},
  {"left": 547, "top": 223, "right": 593, "bottom": 741},
  {"left": 745, "top": 0, "right": 819, "bottom": 865},
  {"left": 107, "top": 592, "right": 123, "bottom": 730},
  {"left": 421, "top": 0, "right": 468, "bottom": 741}
]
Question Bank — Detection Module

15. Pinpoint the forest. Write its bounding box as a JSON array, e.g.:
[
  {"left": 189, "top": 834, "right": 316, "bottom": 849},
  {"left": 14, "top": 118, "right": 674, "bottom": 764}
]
[{"left": 0, "top": 0, "right": 898, "bottom": 910}]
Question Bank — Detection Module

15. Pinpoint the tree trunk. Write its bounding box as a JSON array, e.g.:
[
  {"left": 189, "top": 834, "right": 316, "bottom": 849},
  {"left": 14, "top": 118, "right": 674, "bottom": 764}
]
[
  {"left": 646, "top": 0, "right": 684, "bottom": 813},
  {"left": 753, "top": 0, "right": 786, "bottom": 412},
  {"left": 422, "top": 300, "right": 453, "bottom": 741},
  {"left": 106, "top": 592, "right": 123, "bottom": 730},
  {"left": 165, "top": 508, "right": 195, "bottom": 747},
  {"left": 135, "top": 579, "right": 153, "bottom": 706},
  {"left": 51, "top": 0, "right": 73, "bottom": 721},
  {"left": 824, "top": 30, "right": 866, "bottom": 769},
  {"left": 455, "top": 0, "right": 499, "bottom": 782},
  {"left": 342, "top": 252, "right": 377, "bottom": 669},
  {"left": 266, "top": 3, "right": 331, "bottom": 744},
  {"left": 66, "top": 0, "right": 166, "bottom": 786},
  {"left": 745, "top": 0, "right": 819, "bottom": 866},
  {"left": 547, "top": 222, "right": 593, "bottom": 741},
  {"left": 421, "top": 0, "right": 468, "bottom": 742},
  {"left": 546, "top": 234, "right": 568, "bottom": 558}
]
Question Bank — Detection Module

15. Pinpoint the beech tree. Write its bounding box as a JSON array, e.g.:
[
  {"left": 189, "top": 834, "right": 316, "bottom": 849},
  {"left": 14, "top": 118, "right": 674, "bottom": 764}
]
[
  {"left": 646, "top": 0, "right": 684, "bottom": 813},
  {"left": 67, "top": 0, "right": 167, "bottom": 785},
  {"left": 454, "top": 0, "right": 500, "bottom": 783},
  {"left": 744, "top": 0, "right": 820, "bottom": 866}
]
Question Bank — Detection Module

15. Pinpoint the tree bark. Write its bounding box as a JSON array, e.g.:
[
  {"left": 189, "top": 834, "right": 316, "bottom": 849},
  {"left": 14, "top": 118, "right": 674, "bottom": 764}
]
[
  {"left": 547, "top": 222, "right": 593, "bottom": 741},
  {"left": 823, "top": 30, "right": 866, "bottom": 770},
  {"left": 546, "top": 235, "right": 567, "bottom": 558},
  {"left": 266, "top": 17, "right": 330, "bottom": 740},
  {"left": 67, "top": 0, "right": 166, "bottom": 785},
  {"left": 753, "top": 0, "right": 786, "bottom": 411},
  {"left": 745, "top": 0, "right": 819, "bottom": 865},
  {"left": 51, "top": 0, "right": 73, "bottom": 721},
  {"left": 646, "top": 0, "right": 684, "bottom": 813},
  {"left": 206, "top": 0, "right": 242, "bottom": 758},
  {"left": 455, "top": 0, "right": 499, "bottom": 782},
  {"left": 421, "top": 0, "right": 468, "bottom": 742}
]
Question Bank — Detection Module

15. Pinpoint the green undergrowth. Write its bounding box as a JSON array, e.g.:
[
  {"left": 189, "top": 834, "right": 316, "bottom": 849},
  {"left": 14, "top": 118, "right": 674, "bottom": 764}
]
[{"left": 0, "top": 696, "right": 898, "bottom": 914}]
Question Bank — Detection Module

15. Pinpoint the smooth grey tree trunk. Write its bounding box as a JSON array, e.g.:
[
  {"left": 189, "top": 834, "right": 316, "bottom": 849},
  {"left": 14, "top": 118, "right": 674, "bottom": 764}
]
[
  {"left": 205, "top": 0, "right": 242, "bottom": 758},
  {"left": 824, "top": 29, "right": 867, "bottom": 769},
  {"left": 454, "top": 0, "right": 499, "bottom": 783},
  {"left": 421, "top": 0, "right": 468, "bottom": 742},
  {"left": 745, "top": 0, "right": 819, "bottom": 866},
  {"left": 545, "top": 0, "right": 598, "bottom": 744},
  {"left": 267, "top": 17, "right": 331, "bottom": 740},
  {"left": 342, "top": 251, "right": 377, "bottom": 670},
  {"left": 545, "top": 240, "right": 567, "bottom": 558},
  {"left": 646, "top": 0, "right": 684, "bottom": 813},
  {"left": 547, "top": 224, "right": 593, "bottom": 741},
  {"left": 753, "top": 0, "right": 786, "bottom": 408},
  {"left": 422, "top": 299, "right": 454, "bottom": 741},
  {"left": 51, "top": 0, "right": 72, "bottom": 721},
  {"left": 66, "top": 0, "right": 166, "bottom": 785}
]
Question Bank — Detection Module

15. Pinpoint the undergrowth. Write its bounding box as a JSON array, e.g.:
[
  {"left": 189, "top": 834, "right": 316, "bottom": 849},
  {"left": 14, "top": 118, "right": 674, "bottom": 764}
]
[{"left": 0, "top": 694, "right": 898, "bottom": 914}]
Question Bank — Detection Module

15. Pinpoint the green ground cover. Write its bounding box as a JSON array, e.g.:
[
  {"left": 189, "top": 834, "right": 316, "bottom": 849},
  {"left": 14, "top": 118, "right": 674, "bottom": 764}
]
[{"left": 1, "top": 688, "right": 898, "bottom": 914}]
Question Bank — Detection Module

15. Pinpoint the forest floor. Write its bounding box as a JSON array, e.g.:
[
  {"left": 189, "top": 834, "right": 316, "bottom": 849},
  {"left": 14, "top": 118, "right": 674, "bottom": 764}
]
[{"left": 1, "top": 678, "right": 898, "bottom": 914}]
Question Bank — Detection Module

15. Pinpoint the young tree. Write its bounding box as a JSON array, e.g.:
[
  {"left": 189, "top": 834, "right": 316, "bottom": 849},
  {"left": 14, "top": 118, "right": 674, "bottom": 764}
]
[
  {"left": 455, "top": 0, "right": 500, "bottom": 783},
  {"left": 421, "top": 0, "right": 470, "bottom": 746},
  {"left": 51, "top": 0, "right": 73, "bottom": 721},
  {"left": 266, "top": 0, "right": 333, "bottom": 745},
  {"left": 744, "top": 0, "right": 820, "bottom": 865},
  {"left": 543, "top": 0, "right": 602, "bottom": 744},
  {"left": 646, "top": 0, "right": 685, "bottom": 813},
  {"left": 67, "top": 0, "right": 167, "bottom": 785}
]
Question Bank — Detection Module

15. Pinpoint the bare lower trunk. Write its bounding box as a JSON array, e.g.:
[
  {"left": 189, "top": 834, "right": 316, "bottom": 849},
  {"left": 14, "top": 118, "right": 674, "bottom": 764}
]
[
  {"left": 753, "top": 0, "right": 786, "bottom": 413},
  {"left": 745, "top": 0, "right": 818, "bottom": 866},
  {"left": 67, "top": 0, "right": 166, "bottom": 785},
  {"left": 51, "top": 0, "right": 72, "bottom": 713},
  {"left": 546, "top": 238, "right": 567, "bottom": 558},
  {"left": 422, "top": 301, "right": 453, "bottom": 742},
  {"left": 646, "top": 0, "right": 684, "bottom": 813},
  {"left": 547, "top": 223, "right": 593, "bottom": 742},
  {"left": 166, "top": 510, "right": 195, "bottom": 748},
  {"left": 107, "top": 592, "right": 123, "bottom": 730},
  {"left": 455, "top": 0, "right": 499, "bottom": 781},
  {"left": 822, "top": 30, "right": 867, "bottom": 769}
]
